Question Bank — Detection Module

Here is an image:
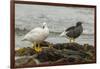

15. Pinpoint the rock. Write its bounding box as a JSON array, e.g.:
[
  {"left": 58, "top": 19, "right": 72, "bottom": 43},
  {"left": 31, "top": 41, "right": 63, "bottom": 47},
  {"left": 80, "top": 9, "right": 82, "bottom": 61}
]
[
  {"left": 51, "top": 58, "right": 68, "bottom": 64},
  {"left": 24, "top": 58, "right": 37, "bottom": 66},
  {"left": 36, "top": 48, "right": 64, "bottom": 62},
  {"left": 15, "top": 47, "right": 36, "bottom": 56},
  {"left": 15, "top": 56, "right": 37, "bottom": 67},
  {"left": 15, "top": 42, "right": 95, "bottom": 66},
  {"left": 67, "top": 55, "right": 82, "bottom": 63},
  {"left": 40, "top": 41, "right": 51, "bottom": 47},
  {"left": 53, "top": 43, "right": 84, "bottom": 51},
  {"left": 83, "top": 44, "right": 95, "bottom": 53},
  {"left": 64, "top": 43, "right": 83, "bottom": 51},
  {"left": 61, "top": 49, "right": 81, "bottom": 56}
]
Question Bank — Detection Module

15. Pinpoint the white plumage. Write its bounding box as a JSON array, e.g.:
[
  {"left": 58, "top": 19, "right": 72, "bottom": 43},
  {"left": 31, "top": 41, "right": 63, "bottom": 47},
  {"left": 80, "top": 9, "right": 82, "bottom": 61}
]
[{"left": 22, "top": 22, "right": 49, "bottom": 52}]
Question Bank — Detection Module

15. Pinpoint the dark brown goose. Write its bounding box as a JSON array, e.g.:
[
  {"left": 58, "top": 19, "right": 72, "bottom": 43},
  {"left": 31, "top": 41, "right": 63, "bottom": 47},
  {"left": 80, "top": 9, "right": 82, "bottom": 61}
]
[{"left": 60, "top": 22, "right": 83, "bottom": 43}]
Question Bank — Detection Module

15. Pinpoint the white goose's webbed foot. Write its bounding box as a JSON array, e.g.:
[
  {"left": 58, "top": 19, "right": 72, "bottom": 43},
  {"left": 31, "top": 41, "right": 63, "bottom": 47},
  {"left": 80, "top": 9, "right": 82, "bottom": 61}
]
[{"left": 32, "top": 42, "right": 42, "bottom": 53}]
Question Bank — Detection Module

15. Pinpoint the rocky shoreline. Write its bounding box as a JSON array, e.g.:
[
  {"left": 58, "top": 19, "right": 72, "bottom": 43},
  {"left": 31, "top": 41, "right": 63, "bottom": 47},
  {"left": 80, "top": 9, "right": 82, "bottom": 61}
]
[{"left": 15, "top": 41, "right": 95, "bottom": 67}]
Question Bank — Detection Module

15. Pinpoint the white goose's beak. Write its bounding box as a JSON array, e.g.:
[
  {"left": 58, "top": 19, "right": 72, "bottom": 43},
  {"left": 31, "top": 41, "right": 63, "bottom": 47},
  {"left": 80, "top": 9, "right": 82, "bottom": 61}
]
[{"left": 60, "top": 31, "right": 66, "bottom": 36}]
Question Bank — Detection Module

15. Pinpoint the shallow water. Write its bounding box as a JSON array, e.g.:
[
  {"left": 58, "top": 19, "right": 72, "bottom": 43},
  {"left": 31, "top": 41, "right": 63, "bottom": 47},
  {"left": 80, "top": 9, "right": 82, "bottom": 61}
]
[{"left": 15, "top": 4, "right": 95, "bottom": 48}]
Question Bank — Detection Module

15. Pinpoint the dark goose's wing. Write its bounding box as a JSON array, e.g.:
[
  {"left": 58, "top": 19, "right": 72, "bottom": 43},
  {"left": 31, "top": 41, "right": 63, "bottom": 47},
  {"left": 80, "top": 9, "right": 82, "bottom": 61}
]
[{"left": 65, "top": 26, "right": 75, "bottom": 32}]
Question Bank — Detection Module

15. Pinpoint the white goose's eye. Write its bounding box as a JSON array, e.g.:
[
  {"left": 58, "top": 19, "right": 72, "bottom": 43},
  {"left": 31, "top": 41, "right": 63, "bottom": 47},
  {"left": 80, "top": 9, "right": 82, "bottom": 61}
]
[
  {"left": 42, "top": 22, "right": 47, "bottom": 28},
  {"left": 43, "top": 25, "right": 45, "bottom": 29}
]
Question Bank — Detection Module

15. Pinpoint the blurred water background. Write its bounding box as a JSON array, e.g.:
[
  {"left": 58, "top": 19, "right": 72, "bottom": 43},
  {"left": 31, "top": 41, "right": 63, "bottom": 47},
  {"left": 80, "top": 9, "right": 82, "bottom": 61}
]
[{"left": 15, "top": 4, "right": 95, "bottom": 48}]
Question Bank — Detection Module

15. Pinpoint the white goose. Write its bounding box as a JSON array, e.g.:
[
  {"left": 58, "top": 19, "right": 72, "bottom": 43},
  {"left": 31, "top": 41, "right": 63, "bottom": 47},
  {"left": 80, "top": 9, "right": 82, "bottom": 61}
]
[{"left": 22, "top": 22, "right": 49, "bottom": 52}]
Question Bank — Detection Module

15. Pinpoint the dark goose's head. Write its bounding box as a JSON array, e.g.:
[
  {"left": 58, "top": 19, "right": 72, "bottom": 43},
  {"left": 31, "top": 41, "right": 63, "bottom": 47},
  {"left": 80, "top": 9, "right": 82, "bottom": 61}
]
[{"left": 76, "top": 22, "right": 82, "bottom": 26}]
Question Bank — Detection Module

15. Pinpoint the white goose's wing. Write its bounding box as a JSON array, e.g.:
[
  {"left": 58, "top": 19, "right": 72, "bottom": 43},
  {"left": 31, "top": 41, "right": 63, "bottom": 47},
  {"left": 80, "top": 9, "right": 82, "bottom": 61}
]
[{"left": 22, "top": 27, "right": 44, "bottom": 41}]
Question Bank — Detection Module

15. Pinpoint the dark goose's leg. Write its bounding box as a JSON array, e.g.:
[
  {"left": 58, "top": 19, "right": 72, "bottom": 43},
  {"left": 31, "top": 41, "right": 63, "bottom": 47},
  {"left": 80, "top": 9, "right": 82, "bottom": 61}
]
[{"left": 69, "top": 38, "right": 75, "bottom": 43}]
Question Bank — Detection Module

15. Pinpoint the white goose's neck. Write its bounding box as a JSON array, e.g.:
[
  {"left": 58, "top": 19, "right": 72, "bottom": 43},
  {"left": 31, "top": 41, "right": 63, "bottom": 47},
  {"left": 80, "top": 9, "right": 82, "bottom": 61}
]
[
  {"left": 44, "top": 25, "right": 48, "bottom": 30},
  {"left": 44, "top": 26, "right": 49, "bottom": 34},
  {"left": 43, "top": 25, "right": 47, "bottom": 29},
  {"left": 42, "top": 22, "right": 49, "bottom": 32}
]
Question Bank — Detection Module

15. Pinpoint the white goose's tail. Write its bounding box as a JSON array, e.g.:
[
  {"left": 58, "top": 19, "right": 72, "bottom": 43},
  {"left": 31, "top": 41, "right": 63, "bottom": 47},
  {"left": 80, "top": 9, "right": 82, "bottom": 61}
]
[{"left": 21, "top": 37, "right": 27, "bottom": 41}]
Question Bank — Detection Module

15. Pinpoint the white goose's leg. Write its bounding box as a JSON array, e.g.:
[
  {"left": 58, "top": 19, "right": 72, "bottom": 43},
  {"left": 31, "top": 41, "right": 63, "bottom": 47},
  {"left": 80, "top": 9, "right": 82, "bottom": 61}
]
[
  {"left": 32, "top": 42, "right": 36, "bottom": 49},
  {"left": 34, "top": 43, "right": 42, "bottom": 53},
  {"left": 34, "top": 42, "right": 37, "bottom": 51},
  {"left": 38, "top": 43, "right": 42, "bottom": 52},
  {"left": 32, "top": 42, "right": 40, "bottom": 52}
]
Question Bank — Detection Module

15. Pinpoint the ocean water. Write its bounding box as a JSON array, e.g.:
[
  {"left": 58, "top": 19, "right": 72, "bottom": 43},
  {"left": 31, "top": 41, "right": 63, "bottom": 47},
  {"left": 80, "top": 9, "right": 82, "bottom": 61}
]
[{"left": 15, "top": 4, "right": 95, "bottom": 48}]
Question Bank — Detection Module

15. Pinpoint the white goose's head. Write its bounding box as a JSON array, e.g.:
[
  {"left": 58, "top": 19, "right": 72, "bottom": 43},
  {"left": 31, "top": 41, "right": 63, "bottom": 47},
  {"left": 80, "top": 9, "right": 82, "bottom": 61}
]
[{"left": 42, "top": 22, "right": 47, "bottom": 29}]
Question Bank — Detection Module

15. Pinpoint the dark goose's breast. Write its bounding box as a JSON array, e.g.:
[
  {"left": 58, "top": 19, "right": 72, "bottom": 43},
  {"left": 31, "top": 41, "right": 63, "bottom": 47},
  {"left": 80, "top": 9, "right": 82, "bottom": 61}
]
[{"left": 66, "top": 25, "right": 83, "bottom": 39}]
